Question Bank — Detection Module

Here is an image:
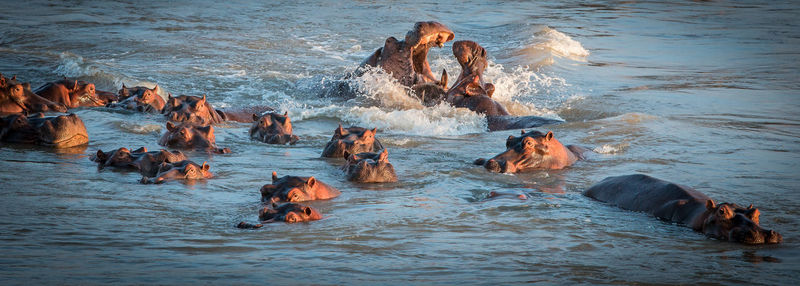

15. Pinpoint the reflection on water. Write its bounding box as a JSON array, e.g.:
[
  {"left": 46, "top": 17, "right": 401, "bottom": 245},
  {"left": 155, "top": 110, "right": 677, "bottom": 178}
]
[{"left": 1, "top": 0, "right": 799, "bottom": 285}]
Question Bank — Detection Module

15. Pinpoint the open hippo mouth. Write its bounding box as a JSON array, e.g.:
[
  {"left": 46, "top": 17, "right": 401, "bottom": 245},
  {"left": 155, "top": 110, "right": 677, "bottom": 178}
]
[{"left": 363, "top": 21, "right": 454, "bottom": 88}]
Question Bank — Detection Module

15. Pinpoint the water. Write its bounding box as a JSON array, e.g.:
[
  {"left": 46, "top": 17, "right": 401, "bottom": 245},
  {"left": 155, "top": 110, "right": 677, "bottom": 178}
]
[{"left": 2, "top": 0, "right": 799, "bottom": 284}]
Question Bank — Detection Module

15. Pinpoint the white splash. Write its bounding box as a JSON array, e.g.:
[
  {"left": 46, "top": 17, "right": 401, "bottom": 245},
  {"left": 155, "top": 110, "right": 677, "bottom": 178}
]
[{"left": 533, "top": 27, "right": 590, "bottom": 60}]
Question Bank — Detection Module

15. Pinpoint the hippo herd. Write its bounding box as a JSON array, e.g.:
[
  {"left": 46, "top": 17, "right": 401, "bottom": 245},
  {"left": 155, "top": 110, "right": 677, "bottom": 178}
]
[{"left": 0, "top": 22, "right": 782, "bottom": 245}]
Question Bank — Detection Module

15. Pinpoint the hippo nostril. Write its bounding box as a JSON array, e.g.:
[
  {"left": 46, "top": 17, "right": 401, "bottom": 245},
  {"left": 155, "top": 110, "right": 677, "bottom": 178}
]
[
  {"left": 768, "top": 230, "right": 783, "bottom": 244},
  {"left": 485, "top": 159, "right": 502, "bottom": 173}
]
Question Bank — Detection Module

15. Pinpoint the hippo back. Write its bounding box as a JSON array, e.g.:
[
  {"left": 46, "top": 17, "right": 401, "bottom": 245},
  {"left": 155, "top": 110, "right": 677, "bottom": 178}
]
[{"left": 583, "top": 174, "right": 711, "bottom": 215}]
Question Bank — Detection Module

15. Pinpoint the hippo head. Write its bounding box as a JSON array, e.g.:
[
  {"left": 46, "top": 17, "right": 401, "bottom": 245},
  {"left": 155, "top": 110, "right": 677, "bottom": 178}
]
[
  {"left": 109, "top": 84, "right": 165, "bottom": 112},
  {"left": 249, "top": 111, "right": 299, "bottom": 145},
  {"left": 445, "top": 41, "right": 508, "bottom": 116},
  {"left": 141, "top": 160, "right": 212, "bottom": 184},
  {"left": 92, "top": 147, "right": 145, "bottom": 168},
  {"left": 159, "top": 121, "right": 229, "bottom": 153},
  {"left": 479, "top": 130, "right": 574, "bottom": 173},
  {"left": 258, "top": 203, "right": 323, "bottom": 223},
  {"left": 1, "top": 113, "right": 89, "bottom": 148},
  {"left": 163, "top": 94, "right": 224, "bottom": 125},
  {"left": 342, "top": 149, "right": 398, "bottom": 183},
  {"left": 321, "top": 125, "right": 383, "bottom": 158},
  {"left": 702, "top": 201, "right": 782, "bottom": 244},
  {"left": 260, "top": 172, "right": 342, "bottom": 203},
  {"left": 62, "top": 79, "right": 105, "bottom": 107},
  {"left": 364, "top": 21, "right": 453, "bottom": 88}
]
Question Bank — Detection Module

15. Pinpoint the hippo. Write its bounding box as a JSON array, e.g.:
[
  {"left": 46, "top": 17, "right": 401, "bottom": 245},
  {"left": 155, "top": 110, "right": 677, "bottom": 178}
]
[
  {"left": 140, "top": 160, "right": 213, "bottom": 184},
  {"left": 445, "top": 41, "right": 563, "bottom": 131},
  {"left": 342, "top": 149, "right": 398, "bottom": 183},
  {"left": 260, "top": 171, "right": 341, "bottom": 203},
  {"left": 158, "top": 121, "right": 230, "bottom": 154},
  {"left": 474, "top": 130, "right": 586, "bottom": 173},
  {"left": 91, "top": 147, "right": 188, "bottom": 177},
  {"left": 0, "top": 113, "right": 88, "bottom": 148},
  {"left": 34, "top": 78, "right": 108, "bottom": 108},
  {"left": 249, "top": 111, "right": 299, "bottom": 145},
  {"left": 0, "top": 74, "right": 67, "bottom": 114},
  {"left": 164, "top": 93, "right": 274, "bottom": 124},
  {"left": 106, "top": 84, "right": 165, "bottom": 113},
  {"left": 236, "top": 202, "right": 323, "bottom": 229},
  {"left": 361, "top": 21, "right": 453, "bottom": 89},
  {"left": 321, "top": 124, "right": 384, "bottom": 158},
  {"left": 584, "top": 174, "right": 783, "bottom": 245}
]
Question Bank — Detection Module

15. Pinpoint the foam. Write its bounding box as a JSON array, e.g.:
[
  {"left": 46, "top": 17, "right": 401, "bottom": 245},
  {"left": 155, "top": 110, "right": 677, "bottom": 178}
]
[{"left": 533, "top": 27, "right": 590, "bottom": 60}]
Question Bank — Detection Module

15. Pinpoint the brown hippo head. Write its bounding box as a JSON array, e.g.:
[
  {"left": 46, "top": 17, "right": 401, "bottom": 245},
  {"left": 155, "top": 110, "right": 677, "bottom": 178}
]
[
  {"left": 362, "top": 21, "right": 453, "bottom": 88},
  {"left": 342, "top": 149, "right": 398, "bottom": 183},
  {"left": 249, "top": 111, "right": 299, "bottom": 145},
  {"left": 91, "top": 147, "right": 188, "bottom": 177},
  {"left": 107, "top": 84, "right": 165, "bottom": 113},
  {"left": 701, "top": 201, "right": 782, "bottom": 244},
  {"left": 0, "top": 74, "right": 67, "bottom": 113},
  {"left": 445, "top": 41, "right": 509, "bottom": 116},
  {"left": 0, "top": 113, "right": 88, "bottom": 148},
  {"left": 260, "top": 172, "right": 341, "bottom": 203},
  {"left": 475, "top": 130, "right": 580, "bottom": 173},
  {"left": 163, "top": 94, "right": 225, "bottom": 125},
  {"left": 158, "top": 121, "right": 230, "bottom": 154},
  {"left": 140, "top": 160, "right": 213, "bottom": 184},
  {"left": 34, "top": 78, "right": 107, "bottom": 108},
  {"left": 321, "top": 124, "right": 384, "bottom": 158},
  {"left": 258, "top": 203, "right": 323, "bottom": 223}
]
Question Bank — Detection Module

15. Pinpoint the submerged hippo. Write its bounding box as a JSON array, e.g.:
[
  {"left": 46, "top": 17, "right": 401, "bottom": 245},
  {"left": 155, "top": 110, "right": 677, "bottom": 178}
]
[
  {"left": 91, "top": 147, "right": 188, "bottom": 177},
  {"left": 0, "top": 74, "right": 67, "bottom": 114},
  {"left": 249, "top": 111, "right": 299, "bottom": 145},
  {"left": 158, "top": 121, "right": 230, "bottom": 154},
  {"left": 475, "top": 130, "right": 587, "bottom": 173},
  {"left": 260, "top": 171, "right": 341, "bottom": 203},
  {"left": 140, "top": 160, "right": 213, "bottom": 184},
  {"left": 342, "top": 149, "right": 398, "bottom": 183},
  {"left": 321, "top": 124, "right": 384, "bottom": 158},
  {"left": 236, "top": 202, "right": 323, "bottom": 229},
  {"left": 584, "top": 174, "right": 782, "bottom": 245},
  {"left": 106, "top": 84, "right": 165, "bottom": 113},
  {"left": 362, "top": 21, "right": 453, "bottom": 89},
  {"left": 34, "top": 78, "right": 108, "bottom": 108},
  {"left": 0, "top": 113, "right": 88, "bottom": 148}
]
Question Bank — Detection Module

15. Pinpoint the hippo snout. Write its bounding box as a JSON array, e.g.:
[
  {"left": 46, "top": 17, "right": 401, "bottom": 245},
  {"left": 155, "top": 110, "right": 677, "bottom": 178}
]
[{"left": 767, "top": 230, "right": 783, "bottom": 244}]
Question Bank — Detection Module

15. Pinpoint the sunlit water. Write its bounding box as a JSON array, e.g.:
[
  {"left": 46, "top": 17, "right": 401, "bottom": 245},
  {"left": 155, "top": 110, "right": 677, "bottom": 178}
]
[{"left": 1, "top": 0, "right": 799, "bottom": 284}]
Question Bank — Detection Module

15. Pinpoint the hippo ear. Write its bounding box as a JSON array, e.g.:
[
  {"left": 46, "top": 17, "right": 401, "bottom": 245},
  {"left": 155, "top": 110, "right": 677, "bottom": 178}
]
[
  {"left": 166, "top": 121, "right": 177, "bottom": 132},
  {"left": 167, "top": 93, "right": 173, "bottom": 100},
  {"left": 335, "top": 124, "right": 345, "bottom": 136},
  {"left": 200, "top": 94, "right": 207, "bottom": 104},
  {"left": 307, "top": 176, "right": 317, "bottom": 188},
  {"left": 545, "top": 131, "right": 554, "bottom": 141},
  {"left": 521, "top": 130, "right": 526, "bottom": 135},
  {"left": 746, "top": 208, "right": 761, "bottom": 225},
  {"left": 153, "top": 84, "right": 160, "bottom": 94},
  {"left": 95, "top": 150, "right": 108, "bottom": 161},
  {"left": 272, "top": 171, "right": 278, "bottom": 182},
  {"left": 283, "top": 111, "right": 288, "bottom": 117},
  {"left": 122, "top": 83, "right": 127, "bottom": 89},
  {"left": 201, "top": 161, "right": 209, "bottom": 171},
  {"left": 378, "top": 149, "right": 389, "bottom": 162},
  {"left": 371, "top": 128, "right": 377, "bottom": 134},
  {"left": 304, "top": 207, "right": 313, "bottom": 216},
  {"left": 252, "top": 113, "right": 260, "bottom": 121},
  {"left": 705, "top": 199, "right": 716, "bottom": 211},
  {"left": 133, "top": 147, "right": 147, "bottom": 153}
]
